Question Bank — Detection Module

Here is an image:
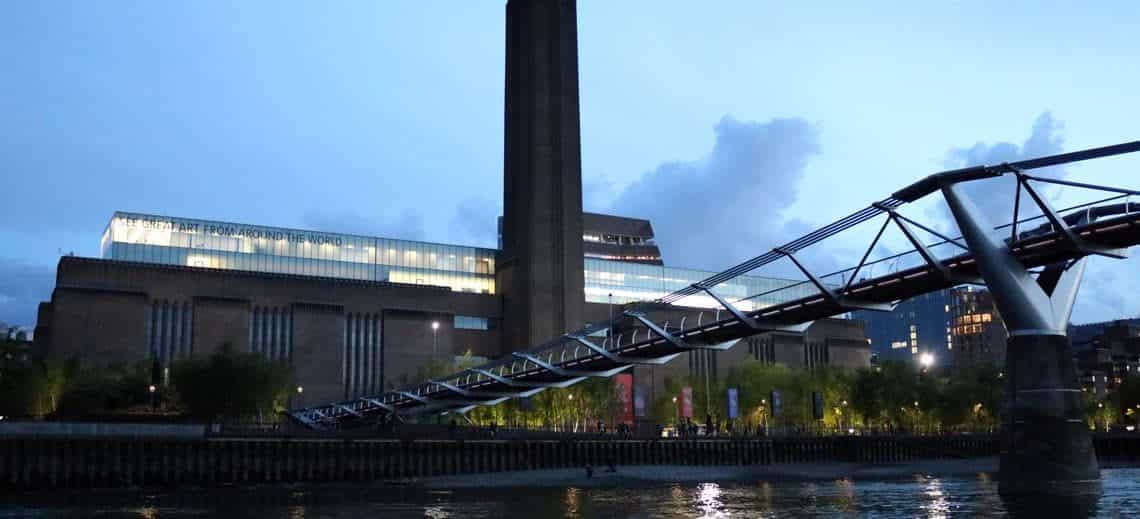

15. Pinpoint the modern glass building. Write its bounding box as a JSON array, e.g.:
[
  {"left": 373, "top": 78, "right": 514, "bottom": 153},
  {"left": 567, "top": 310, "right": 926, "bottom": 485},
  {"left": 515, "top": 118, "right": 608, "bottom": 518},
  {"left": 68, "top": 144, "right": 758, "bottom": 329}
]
[
  {"left": 853, "top": 288, "right": 953, "bottom": 364},
  {"left": 102, "top": 212, "right": 810, "bottom": 311},
  {"left": 102, "top": 212, "right": 498, "bottom": 294}
]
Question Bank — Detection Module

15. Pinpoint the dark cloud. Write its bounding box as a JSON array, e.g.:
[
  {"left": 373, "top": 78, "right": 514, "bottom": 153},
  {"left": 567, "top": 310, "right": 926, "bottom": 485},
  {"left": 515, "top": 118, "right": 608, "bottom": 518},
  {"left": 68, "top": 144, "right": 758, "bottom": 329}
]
[
  {"left": 303, "top": 209, "right": 425, "bottom": 241},
  {"left": 449, "top": 198, "right": 499, "bottom": 248},
  {"left": 606, "top": 116, "right": 821, "bottom": 271},
  {"left": 0, "top": 259, "right": 55, "bottom": 327}
]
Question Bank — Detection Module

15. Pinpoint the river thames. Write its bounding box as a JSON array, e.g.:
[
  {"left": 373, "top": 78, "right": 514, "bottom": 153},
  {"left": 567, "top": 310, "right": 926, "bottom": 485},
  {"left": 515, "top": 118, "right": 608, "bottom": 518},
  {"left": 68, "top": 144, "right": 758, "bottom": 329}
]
[{"left": 4, "top": 468, "right": 1138, "bottom": 517}]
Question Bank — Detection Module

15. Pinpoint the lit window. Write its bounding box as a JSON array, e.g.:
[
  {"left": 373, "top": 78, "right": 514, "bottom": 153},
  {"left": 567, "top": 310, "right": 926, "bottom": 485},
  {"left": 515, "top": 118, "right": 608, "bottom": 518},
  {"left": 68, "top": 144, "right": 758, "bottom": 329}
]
[{"left": 453, "top": 315, "right": 489, "bottom": 331}]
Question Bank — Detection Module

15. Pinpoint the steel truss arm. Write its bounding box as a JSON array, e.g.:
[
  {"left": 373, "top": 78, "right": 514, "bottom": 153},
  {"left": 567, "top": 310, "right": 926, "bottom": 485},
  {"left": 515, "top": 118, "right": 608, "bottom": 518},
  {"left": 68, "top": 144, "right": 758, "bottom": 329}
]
[
  {"left": 695, "top": 285, "right": 812, "bottom": 333},
  {"left": 940, "top": 181, "right": 1097, "bottom": 335},
  {"left": 1015, "top": 170, "right": 1127, "bottom": 258},
  {"left": 433, "top": 379, "right": 541, "bottom": 399},
  {"left": 566, "top": 335, "right": 680, "bottom": 365},
  {"left": 396, "top": 390, "right": 504, "bottom": 411},
  {"left": 626, "top": 311, "right": 731, "bottom": 350},
  {"left": 842, "top": 216, "right": 890, "bottom": 295},
  {"left": 336, "top": 404, "right": 362, "bottom": 418},
  {"left": 888, "top": 211, "right": 981, "bottom": 284},
  {"left": 360, "top": 397, "right": 394, "bottom": 412},
  {"left": 512, "top": 352, "right": 631, "bottom": 377},
  {"left": 467, "top": 368, "right": 549, "bottom": 388},
  {"left": 774, "top": 248, "right": 891, "bottom": 312}
]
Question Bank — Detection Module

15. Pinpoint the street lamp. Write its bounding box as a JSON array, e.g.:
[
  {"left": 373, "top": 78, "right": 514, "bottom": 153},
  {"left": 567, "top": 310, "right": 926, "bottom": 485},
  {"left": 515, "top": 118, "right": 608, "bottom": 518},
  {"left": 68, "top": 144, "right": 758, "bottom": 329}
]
[
  {"left": 148, "top": 384, "right": 157, "bottom": 410},
  {"left": 919, "top": 352, "right": 934, "bottom": 369},
  {"left": 431, "top": 321, "right": 440, "bottom": 361},
  {"left": 297, "top": 386, "right": 304, "bottom": 394}
]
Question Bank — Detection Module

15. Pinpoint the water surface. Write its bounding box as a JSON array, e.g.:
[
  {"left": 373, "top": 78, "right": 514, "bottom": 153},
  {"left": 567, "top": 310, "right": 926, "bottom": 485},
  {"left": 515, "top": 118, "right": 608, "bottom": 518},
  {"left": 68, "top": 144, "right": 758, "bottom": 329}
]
[{"left": 5, "top": 468, "right": 1139, "bottom": 517}]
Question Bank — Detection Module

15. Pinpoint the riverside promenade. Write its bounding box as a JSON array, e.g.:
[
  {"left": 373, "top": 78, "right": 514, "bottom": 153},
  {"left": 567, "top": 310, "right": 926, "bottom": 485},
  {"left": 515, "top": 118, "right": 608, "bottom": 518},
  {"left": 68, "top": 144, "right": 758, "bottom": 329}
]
[{"left": 4, "top": 426, "right": 1140, "bottom": 490}]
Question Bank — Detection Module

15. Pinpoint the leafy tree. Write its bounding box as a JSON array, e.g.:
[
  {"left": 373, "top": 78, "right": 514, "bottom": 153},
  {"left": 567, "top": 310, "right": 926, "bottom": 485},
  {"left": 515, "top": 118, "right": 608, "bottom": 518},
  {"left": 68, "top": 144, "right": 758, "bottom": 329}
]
[
  {"left": 0, "top": 355, "right": 65, "bottom": 418},
  {"left": 171, "top": 345, "right": 292, "bottom": 421},
  {"left": 1115, "top": 375, "right": 1140, "bottom": 427},
  {"left": 53, "top": 361, "right": 151, "bottom": 418}
]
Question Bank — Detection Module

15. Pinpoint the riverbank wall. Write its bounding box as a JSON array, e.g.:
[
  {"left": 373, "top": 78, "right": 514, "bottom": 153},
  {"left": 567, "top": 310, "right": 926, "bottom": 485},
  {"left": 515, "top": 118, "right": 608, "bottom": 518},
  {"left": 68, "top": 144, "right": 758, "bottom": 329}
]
[{"left": 2, "top": 435, "right": 1138, "bottom": 489}]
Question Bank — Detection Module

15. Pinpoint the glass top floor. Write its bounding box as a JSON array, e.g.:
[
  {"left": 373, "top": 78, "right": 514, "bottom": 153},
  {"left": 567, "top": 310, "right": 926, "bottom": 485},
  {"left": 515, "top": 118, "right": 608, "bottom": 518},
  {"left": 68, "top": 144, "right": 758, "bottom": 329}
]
[
  {"left": 101, "top": 212, "right": 498, "bottom": 293},
  {"left": 100, "top": 211, "right": 813, "bottom": 307}
]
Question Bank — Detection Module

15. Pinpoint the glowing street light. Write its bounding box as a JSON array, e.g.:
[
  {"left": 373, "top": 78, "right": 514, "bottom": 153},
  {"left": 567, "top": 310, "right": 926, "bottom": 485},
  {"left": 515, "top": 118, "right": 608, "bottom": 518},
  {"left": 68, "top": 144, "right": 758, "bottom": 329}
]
[
  {"left": 296, "top": 386, "right": 304, "bottom": 394},
  {"left": 431, "top": 321, "right": 440, "bottom": 361},
  {"left": 568, "top": 393, "right": 574, "bottom": 401},
  {"left": 919, "top": 352, "right": 935, "bottom": 368}
]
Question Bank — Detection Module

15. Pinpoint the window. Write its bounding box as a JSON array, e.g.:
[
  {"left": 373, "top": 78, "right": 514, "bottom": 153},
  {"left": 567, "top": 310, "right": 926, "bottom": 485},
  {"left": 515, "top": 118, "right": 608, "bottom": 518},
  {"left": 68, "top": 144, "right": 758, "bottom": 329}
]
[{"left": 454, "top": 315, "right": 489, "bottom": 331}]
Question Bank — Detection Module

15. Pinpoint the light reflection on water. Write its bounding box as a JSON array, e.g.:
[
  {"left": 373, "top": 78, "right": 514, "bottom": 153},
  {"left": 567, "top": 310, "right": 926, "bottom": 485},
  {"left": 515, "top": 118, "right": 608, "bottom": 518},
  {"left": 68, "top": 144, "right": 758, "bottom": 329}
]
[
  {"left": 5, "top": 468, "right": 1140, "bottom": 518},
  {"left": 694, "top": 482, "right": 726, "bottom": 519}
]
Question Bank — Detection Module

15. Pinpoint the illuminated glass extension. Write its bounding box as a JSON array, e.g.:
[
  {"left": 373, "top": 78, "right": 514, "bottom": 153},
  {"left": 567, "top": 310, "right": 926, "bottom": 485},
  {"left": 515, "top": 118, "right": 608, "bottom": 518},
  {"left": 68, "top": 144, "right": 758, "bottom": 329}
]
[
  {"left": 583, "top": 258, "right": 815, "bottom": 311},
  {"left": 100, "top": 212, "right": 813, "bottom": 308},
  {"left": 102, "top": 212, "right": 496, "bottom": 294}
]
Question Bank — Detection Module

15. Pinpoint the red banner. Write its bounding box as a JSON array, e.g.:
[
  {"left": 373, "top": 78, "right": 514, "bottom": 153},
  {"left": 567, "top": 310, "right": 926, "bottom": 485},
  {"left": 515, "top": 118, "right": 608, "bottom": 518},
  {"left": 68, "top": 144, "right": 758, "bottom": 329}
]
[
  {"left": 679, "top": 386, "right": 693, "bottom": 418},
  {"left": 614, "top": 374, "right": 634, "bottom": 425}
]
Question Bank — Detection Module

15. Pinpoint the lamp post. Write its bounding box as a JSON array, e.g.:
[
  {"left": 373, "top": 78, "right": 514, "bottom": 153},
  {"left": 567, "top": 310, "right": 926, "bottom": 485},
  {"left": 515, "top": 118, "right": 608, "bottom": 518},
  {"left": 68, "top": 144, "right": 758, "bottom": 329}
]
[
  {"left": 919, "top": 352, "right": 934, "bottom": 373},
  {"left": 296, "top": 385, "right": 304, "bottom": 407},
  {"left": 148, "top": 384, "right": 157, "bottom": 410},
  {"left": 431, "top": 321, "right": 440, "bottom": 362}
]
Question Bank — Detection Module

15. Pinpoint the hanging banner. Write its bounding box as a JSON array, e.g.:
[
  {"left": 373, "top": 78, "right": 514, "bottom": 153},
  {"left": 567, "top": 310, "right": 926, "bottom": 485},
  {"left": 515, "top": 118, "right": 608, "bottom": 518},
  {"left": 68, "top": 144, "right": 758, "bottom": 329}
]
[
  {"left": 680, "top": 386, "right": 694, "bottom": 418},
  {"left": 812, "top": 391, "right": 824, "bottom": 420},
  {"left": 633, "top": 386, "right": 647, "bottom": 418},
  {"left": 727, "top": 388, "right": 739, "bottom": 419},
  {"left": 615, "top": 374, "right": 634, "bottom": 425},
  {"left": 770, "top": 390, "right": 783, "bottom": 418}
]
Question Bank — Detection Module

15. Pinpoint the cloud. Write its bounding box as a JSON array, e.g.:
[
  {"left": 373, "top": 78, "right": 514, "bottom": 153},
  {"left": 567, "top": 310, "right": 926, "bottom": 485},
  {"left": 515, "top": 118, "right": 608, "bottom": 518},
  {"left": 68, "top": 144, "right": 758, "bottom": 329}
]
[
  {"left": 583, "top": 175, "right": 619, "bottom": 212},
  {"left": 0, "top": 259, "right": 55, "bottom": 327},
  {"left": 937, "top": 112, "right": 1065, "bottom": 226},
  {"left": 606, "top": 116, "right": 821, "bottom": 271},
  {"left": 303, "top": 208, "right": 425, "bottom": 241},
  {"left": 449, "top": 197, "right": 499, "bottom": 248},
  {"left": 933, "top": 112, "right": 1139, "bottom": 323}
]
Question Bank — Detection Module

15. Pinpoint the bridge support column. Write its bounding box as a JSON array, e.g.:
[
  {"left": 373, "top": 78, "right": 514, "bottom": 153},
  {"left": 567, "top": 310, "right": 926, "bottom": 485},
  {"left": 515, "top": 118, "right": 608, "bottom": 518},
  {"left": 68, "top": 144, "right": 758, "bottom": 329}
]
[
  {"left": 1000, "top": 333, "right": 1098, "bottom": 496},
  {"left": 940, "top": 181, "right": 1100, "bottom": 501}
]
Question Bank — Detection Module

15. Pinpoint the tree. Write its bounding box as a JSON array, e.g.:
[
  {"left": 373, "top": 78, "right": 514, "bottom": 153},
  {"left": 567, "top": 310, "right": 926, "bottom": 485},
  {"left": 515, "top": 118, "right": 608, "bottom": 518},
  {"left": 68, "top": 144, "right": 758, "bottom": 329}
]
[
  {"left": 53, "top": 361, "right": 151, "bottom": 418},
  {"left": 0, "top": 338, "right": 65, "bottom": 418},
  {"left": 171, "top": 345, "right": 292, "bottom": 421},
  {"left": 1116, "top": 375, "right": 1140, "bottom": 426}
]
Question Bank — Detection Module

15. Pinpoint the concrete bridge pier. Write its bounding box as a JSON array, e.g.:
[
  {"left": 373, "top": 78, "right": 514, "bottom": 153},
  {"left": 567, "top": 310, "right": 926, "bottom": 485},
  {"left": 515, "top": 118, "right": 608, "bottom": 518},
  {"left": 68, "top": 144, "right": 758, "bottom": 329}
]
[
  {"left": 939, "top": 179, "right": 1103, "bottom": 501},
  {"left": 1000, "top": 333, "right": 1099, "bottom": 497}
]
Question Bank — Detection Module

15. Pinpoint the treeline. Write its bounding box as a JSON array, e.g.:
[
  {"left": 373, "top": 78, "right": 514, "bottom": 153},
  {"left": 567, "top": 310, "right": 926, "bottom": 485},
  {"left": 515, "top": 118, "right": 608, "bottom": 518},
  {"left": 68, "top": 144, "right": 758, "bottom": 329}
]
[
  {"left": 453, "top": 360, "right": 1140, "bottom": 434},
  {"left": 0, "top": 343, "right": 292, "bottom": 422}
]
